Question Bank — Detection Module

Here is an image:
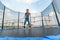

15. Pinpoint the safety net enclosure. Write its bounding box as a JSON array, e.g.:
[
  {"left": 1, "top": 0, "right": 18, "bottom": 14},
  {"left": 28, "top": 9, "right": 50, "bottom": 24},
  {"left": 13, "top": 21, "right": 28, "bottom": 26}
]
[
  {"left": 0, "top": 0, "right": 60, "bottom": 37},
  {"left": 0, "top": 0, "right": 60, "bottom": 29}
]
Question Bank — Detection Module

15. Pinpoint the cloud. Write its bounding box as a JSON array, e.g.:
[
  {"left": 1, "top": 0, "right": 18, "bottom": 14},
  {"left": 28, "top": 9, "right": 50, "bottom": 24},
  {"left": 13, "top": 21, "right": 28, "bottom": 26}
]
[
  {"left": 4, "top": 10, "right": 15, "bottom": 20},
  {"left": 49, "top": 12, "right": 55, "bottom": 16},
  {"left": 30, "top": 10, "right": 41, "bottom": 17},
  {"left": 0, "top": 0, "right": 52, "bottom": 12},
  {"left": 15, "top": 0, "right": 39, "bottom": 4}
]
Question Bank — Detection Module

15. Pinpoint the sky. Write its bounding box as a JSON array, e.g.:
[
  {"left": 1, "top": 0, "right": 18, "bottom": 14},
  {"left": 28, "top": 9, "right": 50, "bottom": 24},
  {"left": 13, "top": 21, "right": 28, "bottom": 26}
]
[
  {"left": 0, "top": 0, "right": 52, "bottom": 20},
  {"left": 0, "top": 0, "right": 52, "bottom": 13},
  {"left": 0, "top": 0, "right": 54, "bottom": 21}
]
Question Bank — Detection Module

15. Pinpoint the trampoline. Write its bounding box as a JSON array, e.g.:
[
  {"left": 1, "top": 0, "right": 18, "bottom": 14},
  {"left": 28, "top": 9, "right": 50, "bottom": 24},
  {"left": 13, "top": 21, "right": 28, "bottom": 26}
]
[{"left": 0, "top": 0, "right": 60, "bottom": 39}]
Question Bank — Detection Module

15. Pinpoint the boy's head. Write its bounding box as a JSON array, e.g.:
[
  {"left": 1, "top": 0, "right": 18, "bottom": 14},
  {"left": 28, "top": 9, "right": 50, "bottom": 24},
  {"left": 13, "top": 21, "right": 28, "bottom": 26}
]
[{"left": 26, "top": 9, "right": 29, "bottom": 13}]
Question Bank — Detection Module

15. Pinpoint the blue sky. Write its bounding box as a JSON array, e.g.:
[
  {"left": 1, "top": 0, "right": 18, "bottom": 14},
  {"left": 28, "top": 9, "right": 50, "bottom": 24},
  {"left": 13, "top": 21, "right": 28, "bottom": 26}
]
[{"left": 0, "top": 0, "right": 52, "bottom": 13}]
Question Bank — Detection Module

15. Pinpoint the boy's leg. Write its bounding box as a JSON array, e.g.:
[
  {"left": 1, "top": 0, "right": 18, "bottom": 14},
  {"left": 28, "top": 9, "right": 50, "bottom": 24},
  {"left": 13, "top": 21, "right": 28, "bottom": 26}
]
[
  {"left": 28, "top": 19, "right": 31, "bottom": 28},
  {"left": 24, "top": 19, "right": 26, "bottom": 28}
]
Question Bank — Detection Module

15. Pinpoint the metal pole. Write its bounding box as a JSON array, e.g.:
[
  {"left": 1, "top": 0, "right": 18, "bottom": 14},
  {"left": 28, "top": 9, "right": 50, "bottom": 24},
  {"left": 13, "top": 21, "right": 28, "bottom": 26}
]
[
  {"left": 2, "top": 6, "right": 5, "bottom": 29},
  {"left": 44, "top": 16, "right": 47, "bottom": 26},
  {"left": 52, "top": 2, "right": 60, "bottom": 26},
  {"left": 41, "top": 12, "right": 44, "bottom": 27},
  {"left": 18, "top": 12, "right": 20, "bottom": 29},
  {"left": 41, "top": 12, "right": 45, "bottom": 36}
]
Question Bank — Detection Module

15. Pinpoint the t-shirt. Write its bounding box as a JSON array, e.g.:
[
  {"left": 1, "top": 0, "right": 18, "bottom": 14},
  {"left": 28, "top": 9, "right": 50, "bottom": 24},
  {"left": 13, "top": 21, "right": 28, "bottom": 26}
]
[{"left": 25, "top": 13, "right": 30, "bottom": 18}]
